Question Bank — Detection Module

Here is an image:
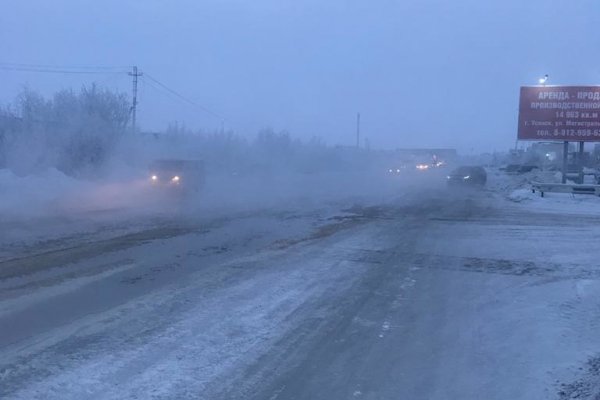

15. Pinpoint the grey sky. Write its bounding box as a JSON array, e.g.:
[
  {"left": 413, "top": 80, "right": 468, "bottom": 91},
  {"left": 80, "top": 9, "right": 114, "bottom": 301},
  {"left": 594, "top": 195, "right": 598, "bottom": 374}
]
[{"left": 2, "top": 0, "right": 600, "bottom": 152}]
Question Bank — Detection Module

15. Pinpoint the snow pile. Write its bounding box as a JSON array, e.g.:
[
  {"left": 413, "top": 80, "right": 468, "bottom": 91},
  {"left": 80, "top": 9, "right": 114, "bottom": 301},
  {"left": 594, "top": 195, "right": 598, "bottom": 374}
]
[
  {"left": 0, "top": 168, "right": 174, "bottom": 259},
  {"left": 507, "top": 187, "right": 600, "bottom": 215},
  {"left": 484, "top": 167, "right": 600, "bottom": 215},
  {"left": 0, "top": 168, "right": 93, "bottom": 217},
  {"left": 486, "top": 167, "right": 559, "bottom": 197},
  {"left": 507, "top": 188, "right": 535, "bottom": 203}
]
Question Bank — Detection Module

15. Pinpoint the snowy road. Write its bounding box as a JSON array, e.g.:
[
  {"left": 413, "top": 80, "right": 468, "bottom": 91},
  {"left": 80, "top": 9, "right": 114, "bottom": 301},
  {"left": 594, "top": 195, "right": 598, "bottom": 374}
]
[{"left": 1, "top": 188, "right": 600, "bottom": 399}]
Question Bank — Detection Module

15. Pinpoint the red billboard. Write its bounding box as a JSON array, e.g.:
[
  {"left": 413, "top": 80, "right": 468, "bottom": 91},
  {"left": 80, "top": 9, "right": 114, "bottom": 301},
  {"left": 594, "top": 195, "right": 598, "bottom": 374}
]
[{"left": 518, "top": 86, "right": 600, "bottom": 141}]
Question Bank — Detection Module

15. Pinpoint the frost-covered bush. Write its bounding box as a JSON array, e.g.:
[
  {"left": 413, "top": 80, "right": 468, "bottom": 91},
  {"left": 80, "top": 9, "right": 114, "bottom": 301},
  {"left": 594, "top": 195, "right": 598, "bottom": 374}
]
[
  {"left": 0, "top": 86, "right": 376, "bottom": 178},
  {"left": 0, "top": 85, "right": 130, "bottom": 176}
]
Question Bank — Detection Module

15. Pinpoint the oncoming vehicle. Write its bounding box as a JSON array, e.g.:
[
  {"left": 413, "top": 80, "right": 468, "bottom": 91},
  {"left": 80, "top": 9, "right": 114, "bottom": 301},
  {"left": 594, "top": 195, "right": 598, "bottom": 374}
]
[
  {"left": 415, "top": 159, "right": 445, "bottom": 171},
  {"left": 387, "top": 164, "right": 408, "bottom": 175},
  {"left": 148, "top": 159, "right": 205, "bottom": 194},
  {"left": 446, "top": 166, "right": 487, "bottom": 187}
]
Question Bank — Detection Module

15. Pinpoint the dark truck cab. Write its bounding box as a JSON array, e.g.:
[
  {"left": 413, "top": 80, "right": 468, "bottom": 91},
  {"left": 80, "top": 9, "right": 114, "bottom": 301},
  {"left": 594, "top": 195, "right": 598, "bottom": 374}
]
[{"left": 149, "top": 159, "right": 205, "bottom": 194}]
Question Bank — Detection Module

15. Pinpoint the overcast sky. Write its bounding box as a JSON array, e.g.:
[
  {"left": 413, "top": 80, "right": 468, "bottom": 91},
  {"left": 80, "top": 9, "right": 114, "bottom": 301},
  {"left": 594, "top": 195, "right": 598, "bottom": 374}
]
[{"left": 2, "top": 0, "right": 600, "bottom": 152}]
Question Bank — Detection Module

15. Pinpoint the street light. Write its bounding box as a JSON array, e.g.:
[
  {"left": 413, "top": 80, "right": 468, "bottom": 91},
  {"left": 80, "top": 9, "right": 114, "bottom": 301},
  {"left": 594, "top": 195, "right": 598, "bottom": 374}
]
[{"left": 539, "top": 74, "right": 548, "bottom": 85}]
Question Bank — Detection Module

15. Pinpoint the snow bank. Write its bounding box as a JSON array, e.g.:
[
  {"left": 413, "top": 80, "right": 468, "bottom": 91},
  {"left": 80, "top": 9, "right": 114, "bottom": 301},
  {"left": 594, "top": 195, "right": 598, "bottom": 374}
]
[
  {"left": 482, "top": 166, "right": 600, "bottom": 215},
  {"left": 0, "top": 165, "right": 173, "bottom": 220},
  {"left": 0, "top": 168, "right": 174, "bottom": 259},
  {"left": 486, "top": 167, "right": 559, "bottom": 196},
  {"left": 0, "top": 168, "right": 93, "bottom": 217},
  {"left": 507, "top": 187, "right": 600, "bottom": 215}
]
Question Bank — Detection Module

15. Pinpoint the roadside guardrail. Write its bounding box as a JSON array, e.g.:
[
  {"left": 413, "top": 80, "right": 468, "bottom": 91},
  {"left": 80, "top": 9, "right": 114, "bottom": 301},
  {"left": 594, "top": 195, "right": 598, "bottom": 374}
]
[{"left": 531, "top": 181, "right": 600, "bottom": 197}]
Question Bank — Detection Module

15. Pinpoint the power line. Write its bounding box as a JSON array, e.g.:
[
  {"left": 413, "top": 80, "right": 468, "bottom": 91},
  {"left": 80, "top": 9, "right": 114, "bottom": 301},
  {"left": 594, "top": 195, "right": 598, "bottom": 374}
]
[
  {"left": 142, "top": 76, "right": 225, "bottom": 125},
  {"left": 144, "top": 73, "right": 223, "bottom": 120},
  {"left": 142, "top": 76, "right": 185, "bottom": 105},
  {"left": 0, "top": 65, "right": 125, "bottom": 75},
  {"left": 0, "top": 63, "right": 227, "bottom": 126},
  {"left": 0, "top": 62, "right": 130, "bottom": 71}
]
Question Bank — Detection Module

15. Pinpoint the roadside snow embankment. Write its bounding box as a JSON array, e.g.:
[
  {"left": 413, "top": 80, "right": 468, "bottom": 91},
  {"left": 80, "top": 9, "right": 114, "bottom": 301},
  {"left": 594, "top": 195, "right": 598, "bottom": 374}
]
[
  {"left": 0, "top": 168, "right": 164, "bottom": 259},
  {"left": 0, "top": 169, "right": 91, "bottom": 218},
  {"left": 485, "top": 167, "right": 600, "bottom": 215},
  {"left": 487, "top": 168, "right": 560, "bottom": 196},
  {"left": 507, "top": 187, "right": 600, "bottom": 215}
]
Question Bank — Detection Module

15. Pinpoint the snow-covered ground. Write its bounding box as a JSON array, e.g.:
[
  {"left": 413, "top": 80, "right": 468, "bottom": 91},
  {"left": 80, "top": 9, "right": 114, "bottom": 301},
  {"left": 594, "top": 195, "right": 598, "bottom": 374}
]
[
  {"left": 1, "top": 168, "right": 600, "bottom": 399},
  {"left": 486, "top": 165, "right": 600, "bottom": 216},
  {"left": 0, "top": 167, "right": 431, "bottom": 260},
  {"left": 508, "top": 186, "right": 600, "bottom": 215}
]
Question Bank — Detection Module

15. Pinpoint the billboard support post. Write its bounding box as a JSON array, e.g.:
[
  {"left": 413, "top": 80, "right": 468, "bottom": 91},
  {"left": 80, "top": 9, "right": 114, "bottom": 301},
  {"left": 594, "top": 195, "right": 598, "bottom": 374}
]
[
  {"left": 579, "top": 141, "right": 585, "bottom": 183},
  {"left": 562, "top": 141, "right": 568, "bottom": 184}
]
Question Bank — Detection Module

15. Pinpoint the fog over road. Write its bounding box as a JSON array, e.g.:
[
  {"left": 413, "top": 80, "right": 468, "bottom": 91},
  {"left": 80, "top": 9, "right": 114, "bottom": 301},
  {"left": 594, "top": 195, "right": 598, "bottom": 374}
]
[{"left": 1, "top": 187, "right": 600, "bottom": 399}]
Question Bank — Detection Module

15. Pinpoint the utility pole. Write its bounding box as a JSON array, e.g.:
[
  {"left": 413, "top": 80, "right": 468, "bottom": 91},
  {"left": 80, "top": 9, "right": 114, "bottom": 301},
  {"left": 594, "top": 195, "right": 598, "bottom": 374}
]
[
  {"left": 129, "top": 66, "right": 143, "bottom": 132},
  {"left": 356, "top": 112, "right": 361, "bottom": 148}
]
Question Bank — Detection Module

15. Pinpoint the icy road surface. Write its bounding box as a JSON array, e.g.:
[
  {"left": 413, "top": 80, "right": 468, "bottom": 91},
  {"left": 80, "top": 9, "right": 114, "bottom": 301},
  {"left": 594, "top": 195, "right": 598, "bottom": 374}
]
[{"left": 1, "top": 189, "right": 600, "bottom": 399}]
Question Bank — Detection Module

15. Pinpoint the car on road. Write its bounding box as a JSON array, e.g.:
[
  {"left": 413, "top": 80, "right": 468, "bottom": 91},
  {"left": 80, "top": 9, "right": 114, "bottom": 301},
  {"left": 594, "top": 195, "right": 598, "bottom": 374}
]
[
  {"left": 446, "top": 166, "right": 487, "bottom": 187},
  {"left": 415, "top": 157, "right": 446, "bottom": 171},
  {"left": 387, "top": 164, "right": 408, "bottom": 175},
  {"left": 149, "top": 159, "right": 205, "bottom": 194}
]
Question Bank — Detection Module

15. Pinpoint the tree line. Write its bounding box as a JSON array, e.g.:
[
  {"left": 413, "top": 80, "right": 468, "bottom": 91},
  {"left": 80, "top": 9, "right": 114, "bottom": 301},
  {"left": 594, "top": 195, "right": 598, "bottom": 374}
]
[{"left": 0, "top": 85, "right": 372, "bottom": 178}]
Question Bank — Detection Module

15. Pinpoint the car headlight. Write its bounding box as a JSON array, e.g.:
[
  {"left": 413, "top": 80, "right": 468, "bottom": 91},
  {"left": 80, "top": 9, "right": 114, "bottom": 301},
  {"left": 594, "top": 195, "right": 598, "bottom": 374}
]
[
  {"left": 151, "top": 175, "right": 158, "bottom": 181},
  {"left": 172, "top": 176, "right": 180, "bottom": 182},
  {"left": 463, "top": 175, "right": 470, "bottom": 180}
]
